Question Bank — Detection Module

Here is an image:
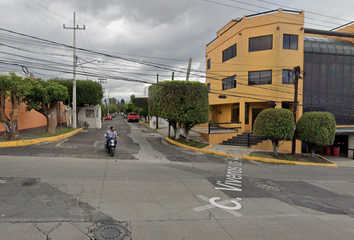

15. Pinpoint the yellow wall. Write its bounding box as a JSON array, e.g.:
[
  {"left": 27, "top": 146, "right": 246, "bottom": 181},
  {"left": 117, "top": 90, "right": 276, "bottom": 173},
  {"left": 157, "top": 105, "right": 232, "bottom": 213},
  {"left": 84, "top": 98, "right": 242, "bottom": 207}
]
[{"left": 205, "top": 9, "right": 305, "bottom": 153}]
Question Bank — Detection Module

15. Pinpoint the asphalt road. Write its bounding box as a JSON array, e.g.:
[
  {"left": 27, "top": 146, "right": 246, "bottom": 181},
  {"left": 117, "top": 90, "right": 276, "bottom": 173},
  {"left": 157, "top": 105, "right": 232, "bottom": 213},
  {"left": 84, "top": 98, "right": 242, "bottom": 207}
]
[{"left": 0, "top": 116, "right": 354, "bottom": 240}]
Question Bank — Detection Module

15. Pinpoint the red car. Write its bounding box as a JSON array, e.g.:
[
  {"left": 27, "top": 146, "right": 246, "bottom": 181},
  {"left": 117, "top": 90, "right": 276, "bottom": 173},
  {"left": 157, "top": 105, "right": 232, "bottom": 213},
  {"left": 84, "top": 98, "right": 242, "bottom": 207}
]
[
  {"left": 127, "top": 112, "right": 139, "bottom": 122},
  {"left": 105, "top": 115, "right": 112, "bottom": 120}
]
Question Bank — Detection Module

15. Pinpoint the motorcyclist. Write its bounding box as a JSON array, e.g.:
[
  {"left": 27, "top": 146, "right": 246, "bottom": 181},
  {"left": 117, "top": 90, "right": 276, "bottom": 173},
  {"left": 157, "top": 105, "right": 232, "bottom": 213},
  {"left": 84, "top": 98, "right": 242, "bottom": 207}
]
[{"left": 104, "top": 126, "right": 118, "bottom": 150}]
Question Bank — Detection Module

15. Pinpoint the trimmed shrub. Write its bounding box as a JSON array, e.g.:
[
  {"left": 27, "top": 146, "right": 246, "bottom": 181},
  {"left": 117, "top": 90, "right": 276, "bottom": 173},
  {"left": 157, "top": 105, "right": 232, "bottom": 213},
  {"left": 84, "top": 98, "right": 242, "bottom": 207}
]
[
  {"left": 148, "top": 81, "right": 209, "bottom": 142},
  {"left": 253, "top": 108, "right": 295, "bottom": 156},
  {"left": 133, "top": 107, "right": 140, "bottom": 113},
  {"left": 296, "top": 111, "right": 336, "bottom": 157},
  {"left": 124, "top": 103, "right": 135, "bottom": 113}
]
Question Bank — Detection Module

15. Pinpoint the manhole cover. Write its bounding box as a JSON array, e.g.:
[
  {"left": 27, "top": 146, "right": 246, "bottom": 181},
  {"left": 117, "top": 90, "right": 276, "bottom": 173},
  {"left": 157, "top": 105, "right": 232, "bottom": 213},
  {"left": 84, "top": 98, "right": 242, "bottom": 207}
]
[
  {"left": 21, "top": 180, "right": 38, "bottom": 187},
  {"left": 92, "top": 223, "right": 128, "bottom": 240}
]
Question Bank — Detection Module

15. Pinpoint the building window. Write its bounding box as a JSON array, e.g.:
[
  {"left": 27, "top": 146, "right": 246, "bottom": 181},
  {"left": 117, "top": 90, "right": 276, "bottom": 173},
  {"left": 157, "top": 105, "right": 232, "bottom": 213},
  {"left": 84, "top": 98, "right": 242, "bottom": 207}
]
[
  {"left": 231, "top": 103, "right": 240, "bottom": 122},
  {"left": 283, "top": 34, "right": 298, "bottom": 50},
  {"left": 245, "top": 103, "right": 249, "bottom": 124},
  {"left": 249, "top": 35, "right": 273, "bottom": 52},
  {"left": 207, "top": 59, "right": 211, "bottom": 69},
  {"left": 207, "top": 83, "right": 210, "bottom": 93},
  {"left": 85, "top": 109, "right": 94, "bottom": 118},
  {"left": 222, "top": 75, "right": 236, "bottom": 90},
  {"left": 248, "top": 70, "right": 272, "bottom": 85},
  {"left": 222, "top": 44, "right": 237, "bottom": 62},
  {"left": 282, "top": 69, "right": 294, "bottom": 84}
]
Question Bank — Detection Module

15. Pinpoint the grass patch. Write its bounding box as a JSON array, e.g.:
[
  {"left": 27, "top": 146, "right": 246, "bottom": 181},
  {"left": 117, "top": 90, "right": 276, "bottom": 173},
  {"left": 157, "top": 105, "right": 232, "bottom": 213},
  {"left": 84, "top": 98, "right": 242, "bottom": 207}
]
[
  {"left": 173, "top": 135, "right": 209, "bottom": 149},
  {"left": 249, "top": 151, "right": 332, "bottom": 164},
  {"left": 34, "top": 127, "right": 76, "bottom": 137}
]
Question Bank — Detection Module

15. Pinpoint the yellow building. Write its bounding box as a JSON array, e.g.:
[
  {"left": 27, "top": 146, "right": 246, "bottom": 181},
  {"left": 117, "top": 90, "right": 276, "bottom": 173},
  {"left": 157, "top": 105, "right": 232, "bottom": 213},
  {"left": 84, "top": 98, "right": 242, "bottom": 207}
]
[{"left": 204, "top": 8, "right": 354, "bottom": 155}]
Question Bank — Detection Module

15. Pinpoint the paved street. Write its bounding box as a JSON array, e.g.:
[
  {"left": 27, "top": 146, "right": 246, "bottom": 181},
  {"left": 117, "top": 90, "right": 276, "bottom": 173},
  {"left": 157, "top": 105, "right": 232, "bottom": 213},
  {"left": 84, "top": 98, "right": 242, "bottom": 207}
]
[{"left": 0, "top": 116, "right": 354, "bottom": 240}]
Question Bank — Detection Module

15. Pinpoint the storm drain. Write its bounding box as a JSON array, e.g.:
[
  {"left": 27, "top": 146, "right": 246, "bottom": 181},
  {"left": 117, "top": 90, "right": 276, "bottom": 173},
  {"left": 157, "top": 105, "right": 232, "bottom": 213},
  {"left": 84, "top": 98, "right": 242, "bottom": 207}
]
[{"left": 92, "top": 223, "right": 128, "bottom": 240}]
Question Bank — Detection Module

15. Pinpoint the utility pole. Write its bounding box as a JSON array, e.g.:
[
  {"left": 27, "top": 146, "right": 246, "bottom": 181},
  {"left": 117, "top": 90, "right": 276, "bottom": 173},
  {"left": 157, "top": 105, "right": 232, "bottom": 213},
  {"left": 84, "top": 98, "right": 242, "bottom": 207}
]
[
  {"left": 98, "top": 78, "right": 107, "bottom": 94},
  {"left": 292, "top": 66, "right": 301, "bottom": 155},
  {"left": 63, "top": 12, "right": 85, "bottom": 129},
  {"left": 172, "top": 72, "right": 174, "bottom": 81},
  {"left": 156, "top": 74, "right": 159, "bottom": 129},
  {"left": 107, "top": 89, "right": 110, "bottom": 115},
  {"left": 186, "top": 58, "right": 192, "bottom": 81}
]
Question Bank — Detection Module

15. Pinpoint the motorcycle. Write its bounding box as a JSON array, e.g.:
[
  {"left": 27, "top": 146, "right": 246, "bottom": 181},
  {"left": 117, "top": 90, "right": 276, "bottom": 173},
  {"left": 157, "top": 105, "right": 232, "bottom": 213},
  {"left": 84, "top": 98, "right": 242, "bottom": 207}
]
[{"left": 105, "top": 136, "right": 117, "bottom": 157}]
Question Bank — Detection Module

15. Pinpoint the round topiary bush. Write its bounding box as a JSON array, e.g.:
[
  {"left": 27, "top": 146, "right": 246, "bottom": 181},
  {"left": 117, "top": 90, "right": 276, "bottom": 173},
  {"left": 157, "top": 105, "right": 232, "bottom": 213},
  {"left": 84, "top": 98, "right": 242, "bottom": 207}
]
[
  {"left": 253, "top": 108, "right": 295, "bottom": 156},
  {"left": 296, "top": 111, "right": 336, "bottom": 157}
]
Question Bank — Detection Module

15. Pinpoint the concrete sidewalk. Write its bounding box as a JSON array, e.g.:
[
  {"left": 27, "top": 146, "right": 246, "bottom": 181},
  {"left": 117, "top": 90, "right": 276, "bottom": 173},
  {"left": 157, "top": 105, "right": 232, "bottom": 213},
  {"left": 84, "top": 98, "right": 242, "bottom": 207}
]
[{"left": 156, "top": 126, "right": 354, "bottom": 168}]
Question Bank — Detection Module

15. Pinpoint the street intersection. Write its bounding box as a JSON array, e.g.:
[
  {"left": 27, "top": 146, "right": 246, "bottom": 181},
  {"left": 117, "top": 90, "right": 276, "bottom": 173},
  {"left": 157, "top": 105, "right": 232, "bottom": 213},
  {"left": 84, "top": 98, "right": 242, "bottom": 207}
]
[{"left": 0, "top": 116, "right": 353, "bottom": 239}]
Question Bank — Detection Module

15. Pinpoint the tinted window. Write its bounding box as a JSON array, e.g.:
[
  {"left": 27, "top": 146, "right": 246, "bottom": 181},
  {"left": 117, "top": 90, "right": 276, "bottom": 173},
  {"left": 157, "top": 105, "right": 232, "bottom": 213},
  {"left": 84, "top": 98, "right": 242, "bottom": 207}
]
[
  {"left": 249, "top": 35, "right": 273, "bottom": 52},
  {"left": 222, "top": 75, "right": 236, "bottom": 90},
  {"left": 282, "top": 69, "right": 294, "bottom": 84},
  {"left": 207, "top": 59, "right": 211, "bottom": 69},
  {"left": 248, "top": 70, "right": 272, "bottom": 85},
  {"left": 207, "top": 83, "right": 210, "bottom": 93},
  {"left": 223, "top": 44, "right": 237, "bottom": 62},
  {"left": 283, "top": 34, "right": 298, "bottom": 50}
]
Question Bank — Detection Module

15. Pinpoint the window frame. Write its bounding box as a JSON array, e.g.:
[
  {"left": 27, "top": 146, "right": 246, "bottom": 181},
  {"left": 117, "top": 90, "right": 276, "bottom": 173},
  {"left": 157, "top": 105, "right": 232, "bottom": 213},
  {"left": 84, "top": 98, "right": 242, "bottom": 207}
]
[
  {"left": 249, "top": 35, "right": 273, "bottom": 52},
  {"left": 248, "top": 70, "right": 272, "bottom": 85},
  {"left": 283, "top": 34, "right": 298, "bottom": 50},
  {"left": 222, "top": 75, "right": 236, "bottom": 90},
  {"left": 222, "top": 44, "right": 237, "bottom": 62},
  {"left": 282, "top": 69, "right": 294, "bottom": 84},
  {"left": 207, "top": 58, "right": 211, "bottom": 70},
  {"left": 85, "top": 109, "right": 94, "bottom": 118}
]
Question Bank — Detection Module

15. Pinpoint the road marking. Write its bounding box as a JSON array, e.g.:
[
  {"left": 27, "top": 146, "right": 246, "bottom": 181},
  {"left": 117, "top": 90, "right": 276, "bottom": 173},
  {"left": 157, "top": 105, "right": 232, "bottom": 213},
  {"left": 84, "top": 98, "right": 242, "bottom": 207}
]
[
  {"left": 193, "top": 195, "right": 243, "bottom": 217},
  {"left": 55, "top": 138, "right": 68, "bottom": 147},
  {"left": 94, "top": 140, "right": 99, "bottom": 147}
]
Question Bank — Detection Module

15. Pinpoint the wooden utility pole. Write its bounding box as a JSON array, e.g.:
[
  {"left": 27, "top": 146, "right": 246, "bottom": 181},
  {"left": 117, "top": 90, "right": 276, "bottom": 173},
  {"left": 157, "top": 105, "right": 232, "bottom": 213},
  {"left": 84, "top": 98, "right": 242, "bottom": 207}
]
[
  {"left": 186, "top": 58, "right": 192, "bottom": 81},
  {"left": 292, "top": 66, "right": 301, "bottom": 155},
  {"left": 156, "top": 73, "right": 159, "bottom": 129}
]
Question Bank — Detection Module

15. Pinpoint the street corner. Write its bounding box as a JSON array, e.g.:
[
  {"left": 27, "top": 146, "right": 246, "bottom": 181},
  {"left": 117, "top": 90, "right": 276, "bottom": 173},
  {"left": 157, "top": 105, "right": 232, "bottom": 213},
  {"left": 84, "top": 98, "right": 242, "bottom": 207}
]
[
  {"left": 165, "top": 137, "right": 230, "bottom": 157},
  {"left": 0, "top": 128, "right": 84, "bottom": 148},
  {"left": 242, "top": 152, "right": 338, "bottom": 168}
]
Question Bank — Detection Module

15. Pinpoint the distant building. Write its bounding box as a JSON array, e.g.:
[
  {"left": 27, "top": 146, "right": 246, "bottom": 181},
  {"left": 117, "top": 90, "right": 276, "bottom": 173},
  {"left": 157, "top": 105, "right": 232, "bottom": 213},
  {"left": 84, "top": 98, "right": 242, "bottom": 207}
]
[{"left": 205, "top": 8, "right": 354, "bottom": 156}]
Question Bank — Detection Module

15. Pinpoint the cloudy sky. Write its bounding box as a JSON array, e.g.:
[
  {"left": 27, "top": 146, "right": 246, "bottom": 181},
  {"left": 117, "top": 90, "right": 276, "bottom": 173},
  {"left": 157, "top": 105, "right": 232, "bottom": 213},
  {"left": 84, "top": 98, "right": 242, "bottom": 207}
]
[{"left": 0, "top": 0, "right": 353, "bottom": 102}]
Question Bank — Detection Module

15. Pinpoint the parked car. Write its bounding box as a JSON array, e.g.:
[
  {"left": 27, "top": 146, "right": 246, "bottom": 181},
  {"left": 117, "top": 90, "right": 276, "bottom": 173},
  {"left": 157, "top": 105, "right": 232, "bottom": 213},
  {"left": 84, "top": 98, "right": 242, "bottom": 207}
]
[
  {"left": 105, "top": 115, "right": 112, "bottom": 120},
  {"left": 127, "top": 112, "right": 139, "bottom": 122},
  {"left": 111, "top": 113, "right": 116, "bottom": 118}
]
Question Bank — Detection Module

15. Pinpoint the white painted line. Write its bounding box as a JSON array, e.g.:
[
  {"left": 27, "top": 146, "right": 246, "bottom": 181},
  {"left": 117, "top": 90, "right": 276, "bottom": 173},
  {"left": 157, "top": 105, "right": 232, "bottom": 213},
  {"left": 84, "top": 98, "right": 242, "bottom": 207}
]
[
  {"left": 193, "top": 195, "right": 243, "bottom": 217},
  {"left": 94, "top": 140, "right": 99, "bottom": 147}
]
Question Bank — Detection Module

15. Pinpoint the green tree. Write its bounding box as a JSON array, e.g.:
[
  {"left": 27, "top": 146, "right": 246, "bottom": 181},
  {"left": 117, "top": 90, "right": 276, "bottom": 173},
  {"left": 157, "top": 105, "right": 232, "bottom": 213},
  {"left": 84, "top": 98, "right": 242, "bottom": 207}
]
[
  {"left": 100, "top": 103, "right": 107, "bottom": 117},
  {"left": 109, "top": 104, "right": 118, "bottom": 114},
  {"left": 24, "top": 80, "right": 68, "bottom": 134},
  {"left": 124, "top": 103, "right": 135, "bottom": 113},
  {"left": 138, "top": 108, "right": 147, "bottom": 121},
  {"left": 130, "top": 94, "right": 135, "bottom": 103},
  {"left": 120, "top": 99, "right": 125, "bottom": 105},
  {"left": 133, "top": 107, "right": 140, "bottom": 113},
  {"left": 296, "top": 112, "right": 336, "bottom": 157},
  {"left": 0, "top": 73, "right": 30, "bottom": 140},
  {"left": 132, "top": 97, "right": 148, "bottom": 112},
  {"left": 149, "top": 81, "right": 209, "bottom": 142},
  {"left": 109, "top": 98, "right": 117, "bottom": 105},
  {"left": 253, "top": 108, "right": 295, "bottom": 157},
  {"left": 48, "top": 78, "right": 103, "bottom": 107}
]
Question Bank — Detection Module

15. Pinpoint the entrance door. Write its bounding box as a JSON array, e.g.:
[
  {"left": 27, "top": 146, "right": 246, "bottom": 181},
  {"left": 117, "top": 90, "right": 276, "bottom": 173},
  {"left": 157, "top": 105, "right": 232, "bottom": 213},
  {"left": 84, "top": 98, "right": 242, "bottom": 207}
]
[{"left": 252, "top": 108, "right": 263, "bottom": 130}]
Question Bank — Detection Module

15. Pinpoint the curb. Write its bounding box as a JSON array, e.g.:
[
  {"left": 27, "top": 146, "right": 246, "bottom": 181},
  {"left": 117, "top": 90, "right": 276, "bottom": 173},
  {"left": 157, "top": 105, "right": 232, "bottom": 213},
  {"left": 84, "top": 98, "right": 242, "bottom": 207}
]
[
  {"left": 0, "top": 128, "right": 84, "bottom": 148},
  {"left": 165, "top": 137, "right": 338, "bottom": 168}
]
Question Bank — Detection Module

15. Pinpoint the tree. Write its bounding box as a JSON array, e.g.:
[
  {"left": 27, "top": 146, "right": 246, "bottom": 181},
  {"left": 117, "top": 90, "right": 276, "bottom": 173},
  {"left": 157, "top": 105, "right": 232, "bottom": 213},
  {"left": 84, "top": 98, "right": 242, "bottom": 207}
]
[
  {"left": 109, "top": 104, "right": 118, "bottom": 114},
  {"left": 124, "top": 103, "right": 135, "bottom": 113},
  {"left": 253, "top": 108, "right": 295, "bottom": 157},
  {"left": 132, "top": 97, "right": 148, "bottom": 112},
  {"left": 120, "top": 99, "right": 125, "bottom": 105},
  {"left": 133, "top": 107, "right": 140, "bottom": 113},
  {"left": 296, "top": 112, "right": 336, "bottom": 157},
  {"left": 48, "top": 78, "right": 103, "bottom": 107},
  {"left": 149, "top": 81, "right": 209, "bottom": 142},
  {"left": 100, "top": 103, "right": 107, "bottom": 117},
  {"left": 130, "top": 94, "right": 135, "bottom": 102},
  {"left": 24, "top": 80, "right": 68, "bottom": 133},
  {"left": 0, "top": 73, "right": 30, "bottom": 140},
  {"left": 138, "top": 108, "right": 147, "bottom": 121},
  {"left": 109, "top": 98, "right": 117, "bottom": 105}
]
